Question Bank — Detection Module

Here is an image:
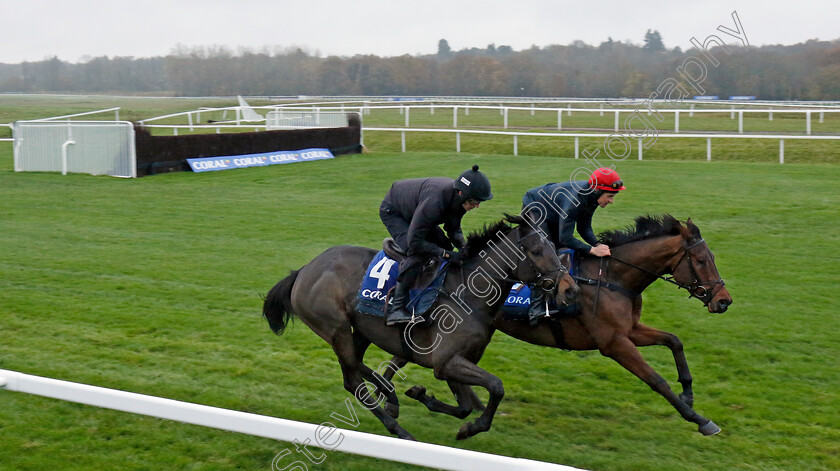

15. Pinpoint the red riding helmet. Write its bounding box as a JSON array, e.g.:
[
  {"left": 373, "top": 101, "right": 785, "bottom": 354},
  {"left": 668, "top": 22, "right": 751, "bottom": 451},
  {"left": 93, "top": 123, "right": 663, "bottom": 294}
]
[{"left": 588, "top": 167, "right": 626, "bottom": 192}]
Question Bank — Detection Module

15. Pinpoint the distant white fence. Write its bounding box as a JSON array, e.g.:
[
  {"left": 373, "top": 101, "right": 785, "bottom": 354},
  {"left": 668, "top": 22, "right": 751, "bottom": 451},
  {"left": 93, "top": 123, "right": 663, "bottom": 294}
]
[
  {"left": 266, "top": 110, "right": 350, "bottom": 130},
  {"left": 300, "top": 103, "right": 840, "bottom": 136},
  {"left": 14, "top": 121, "right": 136, "bottom": 178},
  {"left": 0, "top": 369, "right": 585, "bottom": 471},
  {"left": 365, "top": 127, "right": 840, "bottom": 164}
]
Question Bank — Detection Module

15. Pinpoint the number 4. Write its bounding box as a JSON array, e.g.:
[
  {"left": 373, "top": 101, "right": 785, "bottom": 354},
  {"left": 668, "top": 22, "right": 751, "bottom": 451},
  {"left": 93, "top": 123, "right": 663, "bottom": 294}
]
[{"left": 370, "top": 257, "right": 396, "bottom": 289}]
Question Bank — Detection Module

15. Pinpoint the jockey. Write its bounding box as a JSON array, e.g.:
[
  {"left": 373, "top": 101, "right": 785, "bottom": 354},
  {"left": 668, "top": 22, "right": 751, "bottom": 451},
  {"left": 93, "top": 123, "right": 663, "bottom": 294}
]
[
  {"left": 380, "top": 165, "right": 492, "bottom": 325},
  {"left": 520, "top": 167, "right": 626, "bottom": 321}
]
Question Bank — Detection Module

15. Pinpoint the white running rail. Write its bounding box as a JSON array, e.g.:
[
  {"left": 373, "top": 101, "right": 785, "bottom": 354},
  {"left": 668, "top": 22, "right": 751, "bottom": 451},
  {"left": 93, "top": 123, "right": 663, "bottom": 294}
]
[{"left": 0, "top": 369, "right": 586, "bottom": 471}]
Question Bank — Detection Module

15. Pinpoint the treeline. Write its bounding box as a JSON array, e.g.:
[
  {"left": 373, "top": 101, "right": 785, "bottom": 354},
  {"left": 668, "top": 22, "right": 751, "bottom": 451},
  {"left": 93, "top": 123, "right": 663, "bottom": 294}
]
[{"left": 2, "top": 36, "right": 839, "bottom": 100}]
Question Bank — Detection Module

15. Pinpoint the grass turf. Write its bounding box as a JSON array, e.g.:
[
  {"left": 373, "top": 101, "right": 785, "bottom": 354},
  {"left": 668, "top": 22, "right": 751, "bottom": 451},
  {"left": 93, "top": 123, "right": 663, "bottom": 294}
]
[
  {"left": 1, "top": 147, "right": 839, "bottom": 470},
  {"left": 1, "top": 95, "right": 838, "bottom": 470}
]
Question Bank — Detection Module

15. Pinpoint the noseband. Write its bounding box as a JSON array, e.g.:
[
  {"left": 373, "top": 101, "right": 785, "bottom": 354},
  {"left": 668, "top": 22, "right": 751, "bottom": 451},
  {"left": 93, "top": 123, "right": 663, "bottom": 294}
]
[{"left": 670, "top": 238, "right": 726, "bottom": 306}]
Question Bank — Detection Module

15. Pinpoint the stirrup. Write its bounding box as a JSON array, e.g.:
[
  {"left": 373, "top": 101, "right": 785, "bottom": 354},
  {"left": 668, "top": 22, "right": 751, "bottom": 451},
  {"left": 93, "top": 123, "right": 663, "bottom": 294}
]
[{"left": 386, "top": 309, "right": 414, "bottom": 326}]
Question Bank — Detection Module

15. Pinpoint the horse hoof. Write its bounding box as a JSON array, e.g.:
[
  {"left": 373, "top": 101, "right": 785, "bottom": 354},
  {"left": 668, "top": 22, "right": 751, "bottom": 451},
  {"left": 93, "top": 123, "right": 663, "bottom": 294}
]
[
  {"left": 456, "top": 423, "right": 472, "bottom": 440},
  {"left": 405, "top": 386, "right": 426, "bottom": 400},
  {"left": 384, "top": 402, "right": 400, "bottom": 419},
  {"left": 699, "top": 420, "right": 721, "bottom": 436}
]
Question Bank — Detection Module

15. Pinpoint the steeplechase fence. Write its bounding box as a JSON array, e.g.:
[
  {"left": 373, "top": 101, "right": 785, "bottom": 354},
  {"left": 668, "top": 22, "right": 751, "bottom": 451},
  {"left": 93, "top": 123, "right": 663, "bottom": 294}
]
[
  {"left": 13, "top": 120, "right": 137, "bottom": 178},
  {"left": 0, "top": 369, "right": 586, "bottom": 471}
]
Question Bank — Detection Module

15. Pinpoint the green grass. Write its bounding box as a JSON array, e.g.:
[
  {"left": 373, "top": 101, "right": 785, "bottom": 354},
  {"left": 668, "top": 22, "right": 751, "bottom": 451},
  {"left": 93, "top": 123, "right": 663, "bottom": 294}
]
[
  {"left": 2, "top": 147, "right": 839, "bottom": 470},
  {"left": 1, "top": 96, "right": 839, "bottom": 470}
]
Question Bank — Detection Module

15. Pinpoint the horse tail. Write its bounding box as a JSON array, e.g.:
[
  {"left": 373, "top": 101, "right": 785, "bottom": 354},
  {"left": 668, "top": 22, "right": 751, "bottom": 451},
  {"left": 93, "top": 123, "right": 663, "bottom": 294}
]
[{"left": 262, "top": 268, "right": 301, "bottom": 335}]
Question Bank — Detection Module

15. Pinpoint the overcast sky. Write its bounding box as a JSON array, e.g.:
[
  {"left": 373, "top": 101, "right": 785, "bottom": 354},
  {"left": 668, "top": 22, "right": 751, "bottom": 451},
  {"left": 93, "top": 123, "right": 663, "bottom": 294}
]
[{"left": 1, "top": 0, "right": 837, "bottom": 63}]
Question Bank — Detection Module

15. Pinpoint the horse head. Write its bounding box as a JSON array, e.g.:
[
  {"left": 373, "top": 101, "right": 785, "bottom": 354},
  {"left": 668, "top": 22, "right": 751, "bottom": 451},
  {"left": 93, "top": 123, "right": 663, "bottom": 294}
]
[{"left": 674, "top": 218, "right": 733, "bottom": 313}]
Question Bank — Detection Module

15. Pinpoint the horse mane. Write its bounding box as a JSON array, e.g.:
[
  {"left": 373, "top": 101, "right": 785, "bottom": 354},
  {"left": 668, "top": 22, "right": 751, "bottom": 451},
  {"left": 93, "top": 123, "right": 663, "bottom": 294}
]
[
  {"left": 597, "top": 214, "right": 682, "bottom": 247},
  {"left": 462, "top": 213, "right": 524, "bottom": 258}
]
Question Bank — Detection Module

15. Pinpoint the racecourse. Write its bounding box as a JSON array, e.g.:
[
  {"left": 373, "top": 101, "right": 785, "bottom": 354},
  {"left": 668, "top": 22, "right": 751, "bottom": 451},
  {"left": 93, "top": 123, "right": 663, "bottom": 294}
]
[{"left": 1, "top": 98, "right": 839, "bottom": 470}]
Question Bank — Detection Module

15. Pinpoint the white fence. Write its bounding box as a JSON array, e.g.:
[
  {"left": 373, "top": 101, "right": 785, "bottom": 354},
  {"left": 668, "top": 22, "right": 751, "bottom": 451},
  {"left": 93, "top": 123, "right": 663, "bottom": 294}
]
[
  {"left": 14, "top": 121, "right": 136, "bottom": 178},
  {"left": 0, "top": 369, "right": 585, "bottom": 471},
  {"left": 266, "top": 110, "right": 350, "bottom": 130},
  {"left": 364, "top": 127, "right": 840, "bottom": 164}
]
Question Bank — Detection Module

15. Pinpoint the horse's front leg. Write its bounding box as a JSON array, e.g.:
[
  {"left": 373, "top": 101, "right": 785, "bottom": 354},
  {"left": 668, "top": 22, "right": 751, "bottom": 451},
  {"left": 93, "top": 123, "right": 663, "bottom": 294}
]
[
  {"left": 435, "top": 354, "right": 505, "bottom": 440},
  {"left": 629, "top": 323, "right": 694, "bottom": 407},
  {"left": 404, "top": 380, "right": 474, "bottom": 419},
  {"left": 600, "top": 335, "right": 720, "bottom": 436}
]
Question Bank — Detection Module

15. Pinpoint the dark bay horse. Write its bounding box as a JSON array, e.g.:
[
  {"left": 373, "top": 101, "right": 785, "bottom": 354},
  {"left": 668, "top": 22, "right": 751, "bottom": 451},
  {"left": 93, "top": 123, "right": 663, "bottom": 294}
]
[
  {"left": 386, "top": 215, "right": 732, "bottom": 436},
  {"left": 262, "top": 214, "right": 578, "bottom": 440}
]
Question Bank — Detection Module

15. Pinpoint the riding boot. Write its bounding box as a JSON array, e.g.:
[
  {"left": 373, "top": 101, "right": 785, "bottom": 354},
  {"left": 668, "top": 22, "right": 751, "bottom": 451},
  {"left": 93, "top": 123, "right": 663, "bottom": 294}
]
[
  {"left": 385, "top": 280, "right": 413, "bottom": 325},
  {"left": 527, "top": 287, "right": 549, "bottom": 326}
]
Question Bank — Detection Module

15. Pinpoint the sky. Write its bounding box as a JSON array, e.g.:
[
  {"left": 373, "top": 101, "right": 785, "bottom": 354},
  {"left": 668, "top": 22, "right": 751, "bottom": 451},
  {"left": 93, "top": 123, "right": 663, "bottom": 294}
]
[{"left": 1, "top": 0, "right": 837, "bottom": 64}]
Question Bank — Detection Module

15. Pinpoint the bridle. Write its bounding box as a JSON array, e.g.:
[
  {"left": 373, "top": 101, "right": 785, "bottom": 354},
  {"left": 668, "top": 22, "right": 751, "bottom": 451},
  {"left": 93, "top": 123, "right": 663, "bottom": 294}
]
[
  {"left": 609, "top": 238, "right": 726, "bottom": 306},
  {"left": 462, "top": 228, "right": 566, "bottom": 296},
  {"left": 516, "top": 229, "right": 567, "bottom": 295}
]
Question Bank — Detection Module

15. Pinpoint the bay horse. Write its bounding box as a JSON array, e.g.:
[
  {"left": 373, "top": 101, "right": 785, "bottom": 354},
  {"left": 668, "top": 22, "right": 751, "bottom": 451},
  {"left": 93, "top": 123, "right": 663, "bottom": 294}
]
[
  {"left": 262, "top": 214, "right": 578, "bottom": 440},
  {"left": 385, "top": 215, "right": 732, "bottom": 436}
]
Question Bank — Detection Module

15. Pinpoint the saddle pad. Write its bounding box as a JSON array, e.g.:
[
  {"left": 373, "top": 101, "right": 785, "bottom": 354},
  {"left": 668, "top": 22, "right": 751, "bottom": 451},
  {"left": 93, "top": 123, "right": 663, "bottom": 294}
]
[{"left": 356, "top": 251, "right": 447, "bottom": 318}]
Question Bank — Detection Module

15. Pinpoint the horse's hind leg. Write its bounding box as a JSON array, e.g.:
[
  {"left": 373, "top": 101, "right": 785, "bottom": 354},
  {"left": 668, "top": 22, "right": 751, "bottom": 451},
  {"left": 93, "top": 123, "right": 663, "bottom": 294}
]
[
  {"left": 404, "top": 380, "right": 473, "bottom": 419},
  {"left": 354, "top": 337, "right": 400, "bottom": 418},
  {"left": 630, "top": 323, "right": 695, "bottom": 407},
  {"left": 333, "top": 329, "right": 415, "bottom": 440},
  {"left": 358, "top": 363, "right": 400, "bottom": 419}
]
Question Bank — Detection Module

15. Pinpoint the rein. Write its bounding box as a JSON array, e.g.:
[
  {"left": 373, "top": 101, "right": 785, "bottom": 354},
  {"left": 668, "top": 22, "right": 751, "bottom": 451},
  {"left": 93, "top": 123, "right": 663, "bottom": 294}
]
[{"left": 607, "top": 238, "right": 726, "bottom": 306}]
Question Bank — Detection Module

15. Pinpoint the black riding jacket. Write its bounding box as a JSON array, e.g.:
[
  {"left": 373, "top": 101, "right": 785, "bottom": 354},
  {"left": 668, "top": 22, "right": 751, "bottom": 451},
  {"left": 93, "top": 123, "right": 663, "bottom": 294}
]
[
  {"left": 522, "top": 181, "right": 601, "bottom": 252},
  {"left": 382, "top": 177, "right": 466, "bottom": 256}
]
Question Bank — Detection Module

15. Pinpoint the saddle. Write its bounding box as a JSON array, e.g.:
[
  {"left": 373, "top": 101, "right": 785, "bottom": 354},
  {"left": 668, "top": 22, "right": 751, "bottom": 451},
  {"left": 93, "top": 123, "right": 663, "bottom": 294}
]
[
  {"left": 355, "top": 239, "right": 448, "bottom": 319},
  {"left": 383, "top": 237, "right": 407, "bottom": 261}
]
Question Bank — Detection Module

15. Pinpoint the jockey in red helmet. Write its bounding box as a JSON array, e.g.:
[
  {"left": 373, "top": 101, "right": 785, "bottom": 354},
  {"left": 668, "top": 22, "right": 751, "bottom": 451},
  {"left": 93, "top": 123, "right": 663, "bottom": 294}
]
[
  {"left": 522, "top": 167, "right": 625, "bottom": 257},
  {"left": 520, "top": 167, "right": 625, "bottom": 321}
]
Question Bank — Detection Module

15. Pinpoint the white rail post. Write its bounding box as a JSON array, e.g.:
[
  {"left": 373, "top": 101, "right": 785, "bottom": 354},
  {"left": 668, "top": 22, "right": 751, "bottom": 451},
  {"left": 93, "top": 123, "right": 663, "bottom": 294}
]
[
  {"left": 531, "top": 104, "right": 535, "bottom": 116},
  {"left": 675, "top": 110, "right": 680, "bottom": 133},
  {"left": 689, "top": 103, "right": 695, "bottom": 117},
  {"left": 706, "top": 138, "right": 712, "bottom": 161},
  {"left": 806, "top": 111, "right": 811, "bottom": 135},
  {"left": 730, "top": 105, "right": 735, "bottom": 119},
  {"left": 405, "top": 107, "right": 410, "bottom": 127},
  {"left": 637, "top": 138, "right": 643, "bottom": 161},
  {"left": 574, "top": 136, "right": 579, "bottom": 159},
  {"left": 513, "top": 135, "right": 518, "bottom": 156},
  {"left": 739, "top": 111, "right": 744, "bottom": 134},
  {"left": 599, "top": 104, "right": 604, "bottom": 116},
  {"left": 780, "top": 139, "right": 784, "bottom": 164},
  {"left": 819, "top": 110, "right": 824, "bottom": 123},
  {"left": 614, "top": 110, "right": 620, "bottom": 132},
  {"left": 456, "top": 132, "right": 461, "bottom": 153},
  {"left": 401, "top": 131, "right": 406, "bottom": 152},
  {"left": 504, "top": 108, "right": 509, "bottom": 129},
  {"left": 188, "top": 112, "right": 194, "bottom": 132},
  {"left": 567, "top": 105, "right": 572, "bottom": 116},
  {"left": 453, "top": 106, "right": 458, "bottom": 128},
  {"left": 769, "top": 109, "right": 773, "bottom": 121},
  {"left": 557, "top": 109, "right": 563, "bottom": 130},
  {"left": 61, "top": 139, "right": 75, "bottom": 175}
]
